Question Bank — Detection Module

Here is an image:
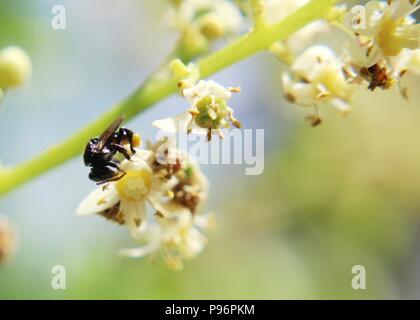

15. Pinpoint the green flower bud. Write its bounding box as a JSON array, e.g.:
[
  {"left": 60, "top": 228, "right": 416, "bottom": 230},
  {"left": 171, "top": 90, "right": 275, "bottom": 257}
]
[
  {"left": 199, "top": 15, "right": 225, "bottom": 40},
  {"left": 180, "top": 28, "right": 209, "bottom": 60},
  {"left": 170, "top": 59, "right": 191, "bottom": 79},
  {"left": 0, "top": 46, "right": 32, "bottom": 89}
]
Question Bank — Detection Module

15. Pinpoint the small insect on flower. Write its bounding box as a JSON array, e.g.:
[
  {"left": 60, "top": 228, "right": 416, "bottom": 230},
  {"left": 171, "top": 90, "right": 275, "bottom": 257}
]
[
  {"left": 77, "top": 136, "right": 213, "bottom": 270},
  {"left": 83, "top": 116, "right": 141, "bottom": 184}
]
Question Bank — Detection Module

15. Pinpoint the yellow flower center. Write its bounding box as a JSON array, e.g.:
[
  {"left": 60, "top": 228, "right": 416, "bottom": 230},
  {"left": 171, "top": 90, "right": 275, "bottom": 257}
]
[
  {"left": 377, "top": 16, "right": 404, "bottom": 56},
  {"left": 116, "top": 169, "right": 152, "bottom": 202},
  {"left": 319, "top": 66, "right": 353, "bottom": 100}
]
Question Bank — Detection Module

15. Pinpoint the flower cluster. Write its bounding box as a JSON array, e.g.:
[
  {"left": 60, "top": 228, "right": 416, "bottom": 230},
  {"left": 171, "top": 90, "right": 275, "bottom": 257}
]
[
  {"left": 77, "top": 50, "right": 240, "bottom": 269},
  {"left": 77, "top": 137, "right": 214, "bottom": 270},
  {"left": 75, "top": 0, "right": 419, "bottom": 270},
  {"left": 0, "top": 46, "right": 32, "bottom": 103},
  {"left": 342, "top": 0, "right": 420, "bottom": 92},
  {"left": 277, "top": 0, "right": 420, "bottom": 124}
]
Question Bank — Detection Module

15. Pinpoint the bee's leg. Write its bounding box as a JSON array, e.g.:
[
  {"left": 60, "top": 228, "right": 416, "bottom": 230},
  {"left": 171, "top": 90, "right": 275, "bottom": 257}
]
[
  {"left": 119, "top": 128, "right": 137, "bottom": 154},
  {"left": 95, "top": 164, "right": 126, "bottom": 185},
  {"left": 126, "top": 130, "right": 137, "bottom": 154},
  {"left": 109, "top": 143, "right": 131, "bottom": 160},
  {"left": 90, "top": 166, "right": 123, "bottom": 185},
  {"left": 96, "top": 173, "right": 125, "bottom": 185},
  {"left": 107, "top": 160, "right": 122, "bottom": 170},
  {"left": 106, "top": 161, "right": 126, "bottom": 176}
]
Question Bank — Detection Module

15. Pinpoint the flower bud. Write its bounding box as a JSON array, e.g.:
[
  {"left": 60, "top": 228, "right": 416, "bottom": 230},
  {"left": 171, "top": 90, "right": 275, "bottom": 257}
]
[
  {"left": 170, "top": 59, "right": 191, "bottom": 79},
  {"left": 200, "top": 15, "right": 225, "bottom": 40},
  {"left": 0, "top": 216, "right": 18, "bottom": 264},
  {"left": 0, "top": 46, "right": 32, "bottom": 89},
  {"left": 181, "top": 28, "right": 209, "bottom": 60}
]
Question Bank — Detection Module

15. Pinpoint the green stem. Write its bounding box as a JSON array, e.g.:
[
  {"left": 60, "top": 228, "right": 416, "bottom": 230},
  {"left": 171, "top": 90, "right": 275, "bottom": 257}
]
[
  {"left": 250, "top": 0, "right": 267, "bottom": 30},
  {"left": 0, "top": 0, "right": 336, "bottom": 197}
]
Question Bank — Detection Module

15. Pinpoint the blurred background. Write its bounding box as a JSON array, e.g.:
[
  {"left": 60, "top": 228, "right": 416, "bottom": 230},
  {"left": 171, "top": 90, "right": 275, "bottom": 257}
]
[{"left": 1, "top": 0, "right": 420, "bottom": 299}]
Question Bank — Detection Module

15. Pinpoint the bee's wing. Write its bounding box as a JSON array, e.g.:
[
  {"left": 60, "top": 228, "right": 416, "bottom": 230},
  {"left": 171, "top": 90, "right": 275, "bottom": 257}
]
[{"left": 97, "top": 116, "right": 124, "bottom": 150}]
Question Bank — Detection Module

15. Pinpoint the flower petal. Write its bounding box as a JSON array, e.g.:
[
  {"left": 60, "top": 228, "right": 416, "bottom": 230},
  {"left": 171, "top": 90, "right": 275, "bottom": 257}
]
[
  {"left": 118, "top": 224, "right": 161, "bottom": 257},
  {"left": 152, "top": 112, "right": 193, "bottom": 133},
  {"left": 76, "top": 183, "right": 119, "bottom": 216},
  {"left": 390, "top": 0, "right": 419, "bottom": 19},
  {"left": 282, "top": 74, "right": 319, "bottom": 106},
  {"left": 122, "top": 200, "right": 148, "bottom": 240},
  {"left": 183, "top": 80, "right": 231, "bottom": 104}
]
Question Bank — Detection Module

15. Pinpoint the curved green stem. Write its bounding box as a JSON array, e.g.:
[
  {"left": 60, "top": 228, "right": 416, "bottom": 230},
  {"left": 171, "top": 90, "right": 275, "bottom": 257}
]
[{"left": 0, "top": 0, "right": 336, "bottom": 197}]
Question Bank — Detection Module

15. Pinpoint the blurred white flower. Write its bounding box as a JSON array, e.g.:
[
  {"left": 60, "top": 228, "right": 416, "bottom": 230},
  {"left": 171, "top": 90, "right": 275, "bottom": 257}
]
[
  {"left": 153, "top": 80, "right": 241, "bottom": 141},
  {"left": 0, "top": 216, "right": 18, "bottom": 264},
  {"left": 120, "top": 202, "right": 214, "bottom": 270},
  {"left": 342, "top": 0, "right": 420, "bottom": 94},
  {"left": 265, "top": 0, "right": 329, "bottom": 53},
  {"left": 281, "top": 45, "right": 355, "bottom": 115},
  {"left": 344, "top": 0, "right": 420, "bottom": 61},
  {"left": 166, "top": 0, "right": 244, "bottom": 39},
  {"left": 343, "top": 43, "right": 417, "bottom": 92}
]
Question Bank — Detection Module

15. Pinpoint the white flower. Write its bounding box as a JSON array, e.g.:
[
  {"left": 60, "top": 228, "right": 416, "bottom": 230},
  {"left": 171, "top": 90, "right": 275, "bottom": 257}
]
[
  {"left": 146, "top": 138, "right": 209, "bottom": 214},
  {"left": 76, "top": 154, "right": 175, "bottom": 236},
  {"left": 119, "top": 202, "right": 214, "bottom": 270},
  {"left": 344, "top": 0, "right": 420, "bottom": 61},
  {"left": 265, "top": 0, "right": 329, "bottom": 53},
  {"left": 344, "top": 44, "right": 415, "bottom": 92},
  {"left": 281, "top": 45, "right": 355, "bottom": 114},
  {"left": 344, "top": 37, "right": 383, "bottom": 68},
  {"left": 166, "top": 0, "right": 244, "bottom": 39},
  {"left": 153, "top": 80, "right": 241, "bottom": 141}
]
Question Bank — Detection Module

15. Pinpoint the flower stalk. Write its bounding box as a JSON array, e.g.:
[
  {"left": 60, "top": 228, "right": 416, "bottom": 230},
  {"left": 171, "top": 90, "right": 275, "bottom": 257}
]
[{"left": 0, "top": 0, "right": 337, "bottom": 197}]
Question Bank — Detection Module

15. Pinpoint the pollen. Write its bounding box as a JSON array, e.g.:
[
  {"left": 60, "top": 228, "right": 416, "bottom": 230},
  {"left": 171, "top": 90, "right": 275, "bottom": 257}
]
[
  {"left": 132, "top": 133, "right": 141, "bottom": 148},
  {"left": 377, "top": 17, "right": 402, "bottom": 56},
  {"left": 116, "top": 169, "right": 152, "bottom": 202}
]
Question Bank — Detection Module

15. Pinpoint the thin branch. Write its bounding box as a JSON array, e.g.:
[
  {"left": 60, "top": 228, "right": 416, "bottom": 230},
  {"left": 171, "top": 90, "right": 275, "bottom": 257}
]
[{"left": 250, "top": 0, "right": 266, "bottom": 30}]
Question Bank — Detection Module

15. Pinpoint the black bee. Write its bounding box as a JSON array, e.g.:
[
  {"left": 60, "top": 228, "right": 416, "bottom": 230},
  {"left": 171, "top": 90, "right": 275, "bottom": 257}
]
[{"left": 83, "top": 116, "right": 141, "bottom": 184}]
